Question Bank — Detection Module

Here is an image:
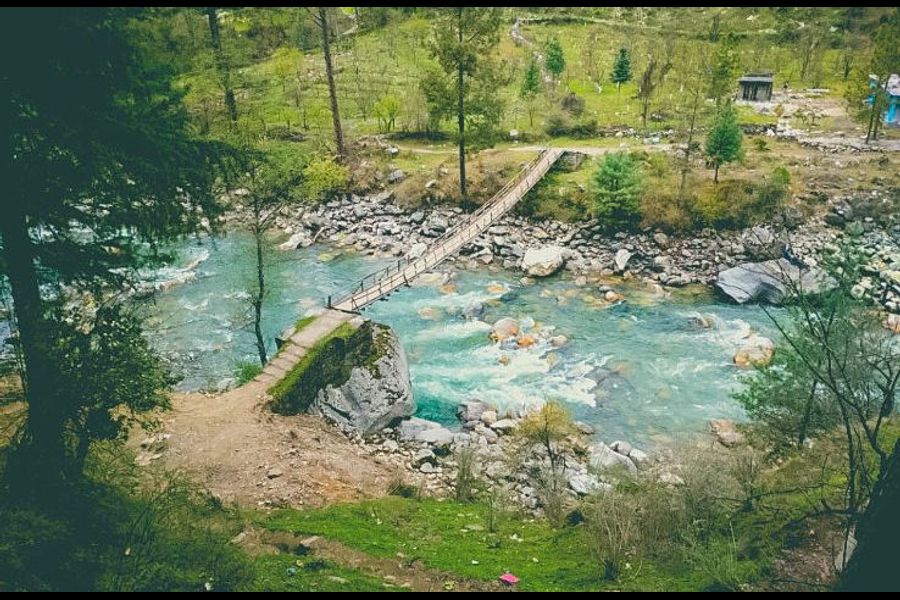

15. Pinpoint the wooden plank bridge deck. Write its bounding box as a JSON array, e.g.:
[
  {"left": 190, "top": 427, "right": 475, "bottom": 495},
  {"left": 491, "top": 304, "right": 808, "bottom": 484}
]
[{"left": 331, "top": 147, "right": 564, "bottom": 313}]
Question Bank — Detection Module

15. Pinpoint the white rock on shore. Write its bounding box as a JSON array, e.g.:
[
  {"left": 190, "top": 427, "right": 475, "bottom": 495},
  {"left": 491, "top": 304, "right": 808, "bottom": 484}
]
[{"left": 521, "top": 245, "right": 566, "bottom": 277}]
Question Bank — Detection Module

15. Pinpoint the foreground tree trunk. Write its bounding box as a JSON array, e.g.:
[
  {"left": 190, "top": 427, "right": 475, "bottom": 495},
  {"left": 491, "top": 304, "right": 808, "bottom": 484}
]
[
  {"left": 251, "top": 220, "right": 268, "bottom": 366},
  {"left": 0, "top": 204, "right": 66, "bottom": 476},
  {"left": 318, "top": 7, "right": 345, "bottom": 162},
  {"left": 206, "top": 7, "right": 238, "bottom": 124},
  {"left": 456, "top": 9, "right": 467, "bottom": 201},
  {"left": 838, "top": 441, "right": 900, "bottom": 591}
]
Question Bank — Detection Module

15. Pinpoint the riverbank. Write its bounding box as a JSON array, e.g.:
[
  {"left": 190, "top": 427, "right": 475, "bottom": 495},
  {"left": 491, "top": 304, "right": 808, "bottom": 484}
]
[{"left": 258, "top": 185, "right": 900, "bottom": 313}]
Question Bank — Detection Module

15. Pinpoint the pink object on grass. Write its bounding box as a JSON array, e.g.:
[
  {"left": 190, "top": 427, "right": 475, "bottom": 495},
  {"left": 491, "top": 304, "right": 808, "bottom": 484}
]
[{"left": 499, "top": 572, "right": 519, "bottom": 586}]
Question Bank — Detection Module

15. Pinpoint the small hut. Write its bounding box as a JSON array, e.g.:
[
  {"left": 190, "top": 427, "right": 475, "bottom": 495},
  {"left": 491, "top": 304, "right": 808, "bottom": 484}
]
[{"left": 738, "top": 73, "right": 773, "bottom": 102}]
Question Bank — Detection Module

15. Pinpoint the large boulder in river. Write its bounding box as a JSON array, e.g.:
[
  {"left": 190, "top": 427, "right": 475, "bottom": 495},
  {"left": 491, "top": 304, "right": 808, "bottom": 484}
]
[
  {"left": 270, "top": 320, "right": 415, "bottom": 434},
  {"left": 489, "top": 317, "right": 519, "bottom": 342},
  {"left": 521, "top": 245, "right": 566, "bottom": 277},
  {"left": 313, "top": 325, "right": 414, "bottom": 434},
  {"left": 715, "top": 259, "right": 832, "bottom": 305}
]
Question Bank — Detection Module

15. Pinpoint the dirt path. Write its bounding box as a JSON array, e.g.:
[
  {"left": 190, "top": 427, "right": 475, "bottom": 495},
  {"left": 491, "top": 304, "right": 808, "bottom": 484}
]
[
  {"left": 241, "top": 528, "right": 503, "bottom": 592},
  {"left": 136, "top": 380, "right": 398, "bottom": 508},
  {"left": 304, "top": 536, "right": 504, "bottom": 592}
]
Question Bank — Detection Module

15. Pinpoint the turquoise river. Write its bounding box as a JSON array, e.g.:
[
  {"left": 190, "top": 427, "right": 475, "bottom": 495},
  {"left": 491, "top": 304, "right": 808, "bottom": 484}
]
[{"left": 142, "top": 231, "right": 778, "bottom": 447}]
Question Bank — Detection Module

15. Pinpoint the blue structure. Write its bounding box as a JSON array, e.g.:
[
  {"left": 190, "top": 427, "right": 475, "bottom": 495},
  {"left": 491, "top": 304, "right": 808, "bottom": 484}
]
[{"left": 868, "top": 74, "right": 900, "bottom": 126}]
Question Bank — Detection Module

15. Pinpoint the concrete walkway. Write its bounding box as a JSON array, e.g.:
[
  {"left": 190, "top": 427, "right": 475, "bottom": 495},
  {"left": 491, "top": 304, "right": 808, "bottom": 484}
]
[{"left": 253, "top": 309, "right": 359, "bottom": 386}]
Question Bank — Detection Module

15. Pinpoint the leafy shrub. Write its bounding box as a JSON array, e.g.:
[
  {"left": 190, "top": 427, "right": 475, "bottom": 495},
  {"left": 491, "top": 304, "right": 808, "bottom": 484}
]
[
  {"left": 386, "top": 475, "right": 420, "bottom": 499},
  {"left": 234, "top": 361, "right": 262, "bottom": 386},
  {"left": 561, "top": 92, "right": 585, "bottom": 117},
  {"left": 302, "top": 157, "right": 349, "bottom": 202},
  {"left": 544, "top": 109, "right": 598, "bottom": 138},
  {"left": 453, "top": 446, "right": 478, "bottom": 503},
  {"left": 513, "top": 402, "right": 581, "bottom": 528},
  {"left": 640, "top": 188, "right": 696, "bottom": 232},
  {"left": 694, "top": 174, "right": 788, "bottom": 230},
  {"left": 753, "top": 138, "right": 769, "bottom": 152}
]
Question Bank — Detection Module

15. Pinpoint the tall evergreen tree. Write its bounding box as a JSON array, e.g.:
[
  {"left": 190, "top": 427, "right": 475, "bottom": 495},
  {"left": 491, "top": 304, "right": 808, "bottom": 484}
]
[
  {"left": 520, "top": 56, "right": 542, "bottom": 127},
  {"left": 705, "top": 102, "right": 743, "bottom": 183},
  {"left": 431, "top": 7, "right": 502, "bottom": 201},
  {"left": 0, "top": 8, "right": 236, "bottom": 480},
  {"left": 610, "top": 47, "right": 632, "bottom": 91},
  {"left": 544, "top": 36, "right": 566, "bottom": 82}
]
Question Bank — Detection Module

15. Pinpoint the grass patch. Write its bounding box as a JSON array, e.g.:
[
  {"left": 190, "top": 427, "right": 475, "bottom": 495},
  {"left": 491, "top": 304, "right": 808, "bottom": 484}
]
[
  {"left": 247, "top": 554, "right": 396, "bottom": 592},
  {"left": 293, "top": 315, "right": 316, "bottom": 333},
  {"left": 260, "top": 496, "right": 722, "bottom": 592},
  {"left": 234, "top": 362, "right": 263, "bottom": 386}
]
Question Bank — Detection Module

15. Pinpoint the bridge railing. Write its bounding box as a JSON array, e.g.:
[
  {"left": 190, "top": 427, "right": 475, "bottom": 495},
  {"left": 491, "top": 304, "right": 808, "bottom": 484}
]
[{"left": 331, "top": 148, "right": 559, "bottom": 311}]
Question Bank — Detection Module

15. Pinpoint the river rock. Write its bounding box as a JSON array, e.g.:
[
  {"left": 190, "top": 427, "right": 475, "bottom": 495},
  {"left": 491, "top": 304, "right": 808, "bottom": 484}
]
[
  {"left": 278, "top": 231, "right": 308, "bottom": 251},
  {"left": 457, "top": 399, "right": 490, "bottom": 423},
  {"left": 461, "top": 301, "right": 484, "bottom": 319},
  {"left": 521, "top": 245, "right": 566, "bottom": 277},
  {"left": 387, "top": 169, "right": 406, "bottom": 183},
  {"left": 733, "top": 335, "right": 775, "bottom": 367},
  {"left": 715, "top": 259, "right": 832, "bottom": 305},
  {"left": 490, "top": 317, "right": 519, "bottom": 342},
  {"left": 550, "top": 335, "right": 568, "bottom": 348},
  {"left": 610, "top": 440, "right": 633, "bottom": 456},
  {"left": 709, "top": 419, "right": 745, "bottom": 447},
  {"left": 628, "top": 448, "right": 649, "bottom": 465},
  {"left": 412, "top": 448, "right": 436, "bottom": 466},
  {"left": 568, "top": 472, "right": 607, "bottom": 496},
  {"left": 490, "top": 418, "right": 518, "bottom": 433},
  {"left": 480, "top": 410, "right": 498, "bottom": 425},
  {"left": 417, "top": 426, "right": 455, "bottom": 448},
  {"left": 614, "top": 249, "right": 632, "bottom": 272},
  {"left": 398, "top": 417, "right": 443, "bottom": 442},
  {"left": 588, "top": 442, "right": 637, "bottom": 474},
  {"left": 313, "top": 326, "right": 415, "bottom": 434},
  {"left": 408, "top": 242, "right": 427, "bottom": 259}
]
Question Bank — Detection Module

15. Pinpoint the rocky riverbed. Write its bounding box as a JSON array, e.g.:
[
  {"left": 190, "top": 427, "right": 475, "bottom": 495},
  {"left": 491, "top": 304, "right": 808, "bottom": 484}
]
[{"left": 251, "top": 187, "right": 900, "bottom": 313}]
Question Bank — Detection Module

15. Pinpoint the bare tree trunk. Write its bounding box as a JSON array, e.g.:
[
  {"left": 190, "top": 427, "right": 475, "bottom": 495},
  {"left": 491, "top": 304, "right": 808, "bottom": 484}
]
[
  {"left": 865, "top": 93, "right": 878, "bottom": 144},
  {"left": 456, "top": 9, "right": 467, "bottom": 201},
  {"left": 206, "top": 7, "right": 238, "bottom": 124},
  {"left": 714, "top": 162, "right": 719, "bottom": 184},
  {"left": 0, "top": 204, "right": 66, "bottom": 477},
  {"left": 679, "top": 91, "right": 700, "bottom": 195},
  {"left": 251, "top": 220, "right": 267, "bottom": 366},
  {"left": 318, "top": 7, "right": 345, "bottom": 162},
  {"left": 797, "top": 380, "right": 818, "bottom": 447}
]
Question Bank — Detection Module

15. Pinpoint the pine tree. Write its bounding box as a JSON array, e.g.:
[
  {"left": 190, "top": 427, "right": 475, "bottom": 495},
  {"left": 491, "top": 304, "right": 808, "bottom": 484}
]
[
  {"left": 610, "top": 47, "right": 632, "bottom": 92},
  {"left": 707, "top": 32, "right": 740, "bottom": 107},
  {"left": 1, "top": 8, "right": 238, "bottom": 479},
  {"left": 705, "top": 103, "right": 743, "bottom": 183},
  {"left": 593, "top": 152, "right": 643, "bottom": 227},
  {"left": 544, "top": 37, "right": 566, "bottom": 82},
  {"left": 431, "top": 7, "right": 502, "bottom": 200},
  {"left": 520, "top": 56, "right": 542, "bottom": 126}
]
